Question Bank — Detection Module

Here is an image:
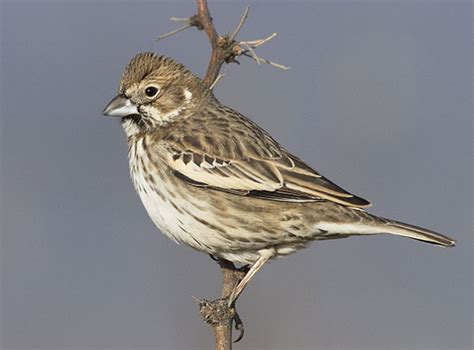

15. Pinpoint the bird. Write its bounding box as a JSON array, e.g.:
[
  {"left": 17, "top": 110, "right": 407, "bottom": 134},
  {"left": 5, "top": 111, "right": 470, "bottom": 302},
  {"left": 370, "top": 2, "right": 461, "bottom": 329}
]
[{"left": 103, "top": 52, "right": 455, "bottom": 305}]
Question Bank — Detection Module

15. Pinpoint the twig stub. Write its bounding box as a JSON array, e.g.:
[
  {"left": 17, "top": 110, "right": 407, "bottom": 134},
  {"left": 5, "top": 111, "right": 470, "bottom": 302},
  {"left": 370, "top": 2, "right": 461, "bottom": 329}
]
[{"left": 197, "top": 298, "right": 236, "bottom": 327}]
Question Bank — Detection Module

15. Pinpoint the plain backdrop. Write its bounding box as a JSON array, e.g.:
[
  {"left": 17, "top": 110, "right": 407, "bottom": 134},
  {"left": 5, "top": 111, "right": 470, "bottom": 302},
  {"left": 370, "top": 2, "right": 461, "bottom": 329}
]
[{"left": 1, "top": 1, "right": 472, "bottom": 349}]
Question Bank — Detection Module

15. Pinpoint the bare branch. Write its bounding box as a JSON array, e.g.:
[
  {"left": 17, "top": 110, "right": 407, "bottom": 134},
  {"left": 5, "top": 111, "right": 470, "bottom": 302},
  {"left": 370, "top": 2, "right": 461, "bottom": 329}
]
[
  {"left": 238, "top": 33, "right": 290, "bottom": 70},
  {"left": 158, "top": 1, "right": 287, "bottom": 89},
  {"left": 241, "top": 32, "right": 278, "bottom": 47},
  {"left": 170, "top": 16, "right": 190, "bottom": 22},
  {"left": 259, "top": 57, "right": 290, "bottom": 70},
  {"left": 160, "top": 1, "right": 288, "bottom": 348},
  {"left": 229, "top": 6, "right": 250, "bottom": 42},
  {"left": 242, "top": 52, "right": 290, "bottom": 70},
  {"left": 197, "top": 0, "right": 219, "bottom": 43},
  {"left": 192, "top": 0, "right": 224, "bottom": 86},
  {"left": 209, "top": 73, "right": 226, "bottom": 90},
  {"left": 157, "top": 24, "right": 192, "bottom": 40},
  {"left": 242, "top": 43, "right": 261, "bottom": 64},
  {"left": 157, "top": 14, "right": 205, "bottom": 41}
]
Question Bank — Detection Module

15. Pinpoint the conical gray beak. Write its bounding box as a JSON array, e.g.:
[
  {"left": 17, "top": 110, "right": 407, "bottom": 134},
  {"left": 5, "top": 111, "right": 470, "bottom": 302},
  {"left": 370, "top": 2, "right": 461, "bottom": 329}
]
[{"left": 102, "top": 95, "right": 139, "bottom": 117}]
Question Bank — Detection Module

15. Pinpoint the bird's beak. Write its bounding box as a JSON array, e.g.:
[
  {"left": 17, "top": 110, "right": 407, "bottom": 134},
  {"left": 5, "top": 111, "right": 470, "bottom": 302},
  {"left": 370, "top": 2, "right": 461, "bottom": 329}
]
[{"left": 102, "top": 95, "right": 139, "bottom": 117}]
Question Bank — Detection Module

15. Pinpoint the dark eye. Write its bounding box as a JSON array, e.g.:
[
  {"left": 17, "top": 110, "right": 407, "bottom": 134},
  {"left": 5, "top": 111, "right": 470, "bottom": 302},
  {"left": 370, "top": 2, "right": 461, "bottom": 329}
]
[{"left": 145, "top": 86, "right": 159, "bottom": 98}]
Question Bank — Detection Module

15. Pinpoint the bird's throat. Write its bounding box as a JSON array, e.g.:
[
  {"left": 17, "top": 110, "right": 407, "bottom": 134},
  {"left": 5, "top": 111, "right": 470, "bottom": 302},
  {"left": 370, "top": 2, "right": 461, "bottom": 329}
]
[{"left": 121, "top": 114, "right": 147, "bottom": 137}]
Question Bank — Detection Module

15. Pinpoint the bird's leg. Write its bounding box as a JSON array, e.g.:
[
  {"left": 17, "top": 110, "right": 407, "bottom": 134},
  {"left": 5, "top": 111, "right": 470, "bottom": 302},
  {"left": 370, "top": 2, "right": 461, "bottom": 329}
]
[
  {"left": 200, "top": 257, "right": 248, "bottom": 342},
  {"left": 204, "top": 254, "right": 271, "bottom": 341},
  {"left": 227, "top": 251, "right": 272, "bottom": 306}
]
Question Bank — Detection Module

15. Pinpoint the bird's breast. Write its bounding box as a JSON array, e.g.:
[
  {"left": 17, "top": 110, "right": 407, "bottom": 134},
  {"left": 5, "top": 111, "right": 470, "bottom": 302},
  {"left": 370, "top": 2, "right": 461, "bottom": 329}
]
[{"left": 127, "top": 137, "right": 226, "bottom": 253}]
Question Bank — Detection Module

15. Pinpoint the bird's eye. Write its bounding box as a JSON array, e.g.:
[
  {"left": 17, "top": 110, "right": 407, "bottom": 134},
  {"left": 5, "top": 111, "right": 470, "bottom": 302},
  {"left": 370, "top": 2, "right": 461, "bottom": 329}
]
[{"left": 144, "top": 86, "right": 159, "bottom": 98}]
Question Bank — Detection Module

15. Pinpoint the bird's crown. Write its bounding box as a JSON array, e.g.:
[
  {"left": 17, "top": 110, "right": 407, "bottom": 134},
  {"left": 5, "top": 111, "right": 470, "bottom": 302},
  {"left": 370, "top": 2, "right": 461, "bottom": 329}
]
[{"left": 119, "top": 52, "right": 201, "bottom": 93}]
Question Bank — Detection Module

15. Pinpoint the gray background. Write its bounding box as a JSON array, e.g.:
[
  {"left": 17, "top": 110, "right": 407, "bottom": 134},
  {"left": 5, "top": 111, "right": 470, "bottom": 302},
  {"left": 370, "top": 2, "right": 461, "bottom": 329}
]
[{"left": 1, "top": 1, "right": 472, "bottom": 349}]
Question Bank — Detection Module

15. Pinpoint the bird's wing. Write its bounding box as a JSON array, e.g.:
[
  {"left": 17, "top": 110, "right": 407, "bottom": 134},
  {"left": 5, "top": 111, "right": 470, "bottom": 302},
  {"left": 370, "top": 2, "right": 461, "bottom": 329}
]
[{"left": 163, "top": 106, "right": 371, "bottom": 208}]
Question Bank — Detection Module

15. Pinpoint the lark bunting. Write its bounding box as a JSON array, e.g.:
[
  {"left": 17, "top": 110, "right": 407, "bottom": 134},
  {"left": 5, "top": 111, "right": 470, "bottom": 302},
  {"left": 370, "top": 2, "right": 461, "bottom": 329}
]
[{"left": 103, "top": 52, "right": 455, "bottom": 303}]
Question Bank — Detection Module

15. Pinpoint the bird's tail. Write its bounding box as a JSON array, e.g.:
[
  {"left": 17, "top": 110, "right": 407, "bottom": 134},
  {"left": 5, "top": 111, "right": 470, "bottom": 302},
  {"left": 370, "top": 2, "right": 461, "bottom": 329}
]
[{"left": 376, "top": 216, "right": 456, "bottom": 247}]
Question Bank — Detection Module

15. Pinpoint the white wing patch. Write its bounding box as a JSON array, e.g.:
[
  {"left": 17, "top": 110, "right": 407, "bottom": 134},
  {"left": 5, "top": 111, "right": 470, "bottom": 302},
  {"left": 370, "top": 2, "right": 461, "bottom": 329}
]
[
  {"left": 167, "top": 149, "right": 371, "bottom": 208},
  {"left": 169, "top": 152, "right": 283, "bottom": 192}
]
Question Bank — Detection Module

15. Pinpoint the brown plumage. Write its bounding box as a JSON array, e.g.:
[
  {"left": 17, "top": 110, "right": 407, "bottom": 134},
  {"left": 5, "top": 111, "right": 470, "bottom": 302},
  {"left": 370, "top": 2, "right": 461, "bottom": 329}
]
[{"left": 103, "top": 52, "right": 455, "bottom": 304}]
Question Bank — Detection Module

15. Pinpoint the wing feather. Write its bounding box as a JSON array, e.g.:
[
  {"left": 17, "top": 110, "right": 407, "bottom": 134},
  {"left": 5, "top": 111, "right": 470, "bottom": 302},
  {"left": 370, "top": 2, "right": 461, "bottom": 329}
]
[{"left": 161, "top": 105, "right": 371, "bottom": 208}]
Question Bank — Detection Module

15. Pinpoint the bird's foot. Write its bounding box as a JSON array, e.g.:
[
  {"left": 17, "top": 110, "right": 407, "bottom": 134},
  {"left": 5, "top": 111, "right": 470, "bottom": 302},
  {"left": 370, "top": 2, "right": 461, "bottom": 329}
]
[
  {"left": 232, "top": 308, "right": 245, "bottom": 343},
  {"left": 194, "top": 297, "right": 245, "bottom": 343}
]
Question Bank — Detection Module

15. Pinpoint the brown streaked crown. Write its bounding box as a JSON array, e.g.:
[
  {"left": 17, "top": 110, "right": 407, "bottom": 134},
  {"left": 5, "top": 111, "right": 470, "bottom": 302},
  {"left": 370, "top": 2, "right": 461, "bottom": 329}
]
[{"left": 119, "top": 52, "right": 203, "bottom": 94}]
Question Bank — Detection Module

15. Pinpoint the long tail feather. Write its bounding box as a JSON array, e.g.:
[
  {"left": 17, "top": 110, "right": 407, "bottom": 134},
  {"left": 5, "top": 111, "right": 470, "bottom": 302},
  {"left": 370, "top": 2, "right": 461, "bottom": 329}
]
[{"left": 379, "top": 217, "right": 456, "bottom": 247}]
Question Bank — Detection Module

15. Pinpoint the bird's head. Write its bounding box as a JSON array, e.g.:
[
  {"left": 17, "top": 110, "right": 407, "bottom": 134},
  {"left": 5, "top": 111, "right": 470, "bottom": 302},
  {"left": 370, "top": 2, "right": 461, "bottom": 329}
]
[{"left": 103, "top": 52, "right": 208, "bottom": 134}]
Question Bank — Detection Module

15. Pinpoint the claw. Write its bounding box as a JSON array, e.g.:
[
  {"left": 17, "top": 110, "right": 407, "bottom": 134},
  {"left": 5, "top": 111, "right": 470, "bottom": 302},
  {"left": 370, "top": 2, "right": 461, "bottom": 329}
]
[{"left": 232, "top": 310, "right": 245, "bottom": 343}]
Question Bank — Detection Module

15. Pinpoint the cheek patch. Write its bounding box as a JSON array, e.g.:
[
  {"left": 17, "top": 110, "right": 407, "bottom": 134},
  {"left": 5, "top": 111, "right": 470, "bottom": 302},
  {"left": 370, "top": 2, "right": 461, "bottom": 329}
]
[{"left": 140, "top": 104, "right": 184, "bottom": 126}]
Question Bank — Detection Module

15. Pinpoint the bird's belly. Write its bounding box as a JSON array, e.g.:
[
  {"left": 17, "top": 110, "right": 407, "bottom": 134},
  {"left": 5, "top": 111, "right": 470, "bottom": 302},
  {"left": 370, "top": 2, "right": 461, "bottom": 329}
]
[
  {"left": 132, "top": 169, "right": 213, "bottom": 251},
  {"left": 128, "top": 143, "right": 320, "bottom": 264},
  {"left": 130, "top": 165, "right": 280, "bottom": 263},
  {"left": 129, "top": 151, "right": 253, "bottom": 260}
]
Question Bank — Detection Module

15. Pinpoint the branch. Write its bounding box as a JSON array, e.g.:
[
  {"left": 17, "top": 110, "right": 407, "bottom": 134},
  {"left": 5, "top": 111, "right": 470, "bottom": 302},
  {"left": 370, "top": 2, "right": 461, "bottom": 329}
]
[
  {"left": 196, "top": 0, "right": 227, "bottom": 87},
  {"left": 156, "top": 15, "right": 203, "bottom": 40},
  {"left": 157, "top": 1, "right": 286, "bottom": 348},
  {"left": 229, "top": 6, "right": 250, "bottom": 42},
  {"left": 197, "top": 260, "right": 246, "bottom": 350},
  {"left": 158, "top": 1, "right": 288, "bottom": 89},
  {"left": 239, "top": 33, "right": 290, "bottom": 70}
]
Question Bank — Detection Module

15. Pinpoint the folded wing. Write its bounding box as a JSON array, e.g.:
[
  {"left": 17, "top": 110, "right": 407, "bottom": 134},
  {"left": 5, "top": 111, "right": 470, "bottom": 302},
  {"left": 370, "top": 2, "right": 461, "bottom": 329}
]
[{"left": 163, "top": 106, "right": 371, "bottom": 208}]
